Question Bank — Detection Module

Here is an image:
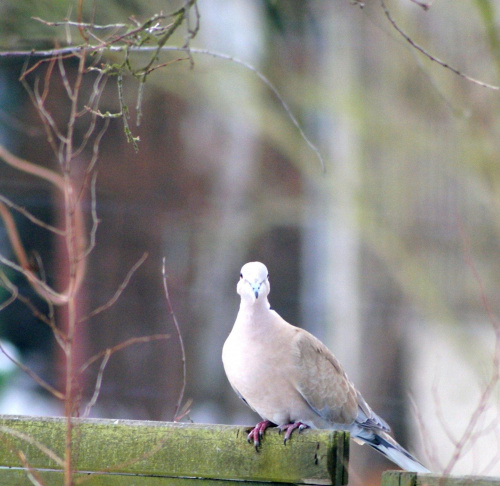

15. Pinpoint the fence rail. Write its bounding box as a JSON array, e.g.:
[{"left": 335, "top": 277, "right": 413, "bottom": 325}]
[
  {"left": 382, "top": 471, "right": 500, "bottom": 486},
  {"left": 0, "top": 415, "right": 349, "bottom": 485},
  {"left": 2, "top": 416, "right": 497, "bottom": 485}
]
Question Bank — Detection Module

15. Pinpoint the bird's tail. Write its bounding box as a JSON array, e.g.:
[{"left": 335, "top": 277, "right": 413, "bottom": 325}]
[{"left": 354, "top": 428, "right": 430, "bottom": 473}]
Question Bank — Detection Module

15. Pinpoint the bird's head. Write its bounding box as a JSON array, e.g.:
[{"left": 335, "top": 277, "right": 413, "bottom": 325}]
[{"left": 237, "top": 261, "right": 270, "bottom": 306}]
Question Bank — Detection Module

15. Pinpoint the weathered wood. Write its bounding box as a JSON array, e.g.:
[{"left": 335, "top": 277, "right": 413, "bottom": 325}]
[
  {"left": 382, "top": 470, "right": 417, "bottom": 486},
  {"left": 0, "top": 415, "right": 348, "bottom": 485},
  {"left": 0, "top": 469, "right": 287, "bottom": 486},
  {"left": 382, "top": 471, "right": 500, "bottom": 486}
]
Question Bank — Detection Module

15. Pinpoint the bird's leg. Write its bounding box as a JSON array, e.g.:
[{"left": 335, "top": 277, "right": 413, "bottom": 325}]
[
  {"left": 247, "top": 420, "right": 273, "bottom": 449},
  {"left": 278, "top": 422, "right": 309, "bottom": 445}
]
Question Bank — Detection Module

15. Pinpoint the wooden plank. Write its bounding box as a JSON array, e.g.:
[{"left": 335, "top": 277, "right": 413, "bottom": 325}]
[
  {"left": 0, "top": 415, "right": 348, "bottom": 485},
  {"left": 416, "top": 476, "right": 500, "bottom": 486},
  {"left": 328, "top": 426, "right": 349, "bottom": 486},
  {"left": 0, "top": 469, "right": 291, "bottom": 486},
  {"left": 382, "top": 471, "right": 500, "bottom": 486},
  {"left": 382, "top": 470, "right": 417, "bottom": 486}
]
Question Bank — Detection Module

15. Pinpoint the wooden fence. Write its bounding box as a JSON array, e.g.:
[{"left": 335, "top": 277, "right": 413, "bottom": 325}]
[
  {"left": 0, "top": 416, "right": 499, "bottom": 485},
  {"left": 0, "top": 415, "right": 348, "bottom": 485},
  {"left": 382, "top": 471, "right": 500, "bottom": 486}
]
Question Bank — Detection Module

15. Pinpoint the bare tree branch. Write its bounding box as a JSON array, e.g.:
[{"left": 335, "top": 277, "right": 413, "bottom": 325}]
[
  {"left": 0, "top": 194, "right": 65, "bottom": 236},
  {"left": 166, "top": 47, "right": 325, "bottom": 171},
  {"left": 0, "top": 45, "right": 326, "bottom": 170},
  {"left": 0, "top": 11, "right": 194, "bottom": 482},
  {"left": 440, "top": 220, "right": 500, "bottom": 475},
  {"left": 0, "top": 144, "right": 87, "bottom": 304},
  {"left": 78, "top": 334, "right": 170, "bottom": 375},
  {"left": 0, "top": 251, "right": 71, "bottom": 304},
  {"left": 81, "top": 252, "right": 148, "bottom": 320},
  {"left": 0, "top": 341, "right": 64, "bottom": 400},
  {"left": 32, "top": 18, "right": 128, "bottom": 30},
  {"left": 82, "top": 349, "right": 110, "bottom": 418},
  {"left": 408, "top": 0, "right": 433, "bottom": 10},
  {"left": 431, "top": 374, "right": 458, "bottom": 447},
  {"left": 80, "top": 171, "right": 100, "bottom": 261},
  {"left": 0, "top": 271, "right": 19, "bottom": 312},
  {"left": 409, "top": 392, "right": 441, "bottom": 472},
  {"left": 0, "top": 425, "right": 65, "bottom": 467},
  {"left": 380, "top": 0, "right": 500, "bottom": 90},
  {"left": 162, "top": 258, "right": 188, "bottom": 421}
]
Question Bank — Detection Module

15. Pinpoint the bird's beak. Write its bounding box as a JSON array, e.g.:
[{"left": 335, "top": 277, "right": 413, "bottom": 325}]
[{"left": 250, "top": 285, "right": 259, "bottom": 299}]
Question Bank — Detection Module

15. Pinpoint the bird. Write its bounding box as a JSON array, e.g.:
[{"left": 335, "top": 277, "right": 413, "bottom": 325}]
[{"left": 222, "top": 261, "right": 429, "bottom": 473}]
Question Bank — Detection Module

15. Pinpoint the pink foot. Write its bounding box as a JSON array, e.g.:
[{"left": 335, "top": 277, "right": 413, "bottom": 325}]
[
  {"left": 247, "top": 420, "right": 273, "bottom": 449},
  {"left": 278, "top": 421, "right": 309, "bottom": 444}
]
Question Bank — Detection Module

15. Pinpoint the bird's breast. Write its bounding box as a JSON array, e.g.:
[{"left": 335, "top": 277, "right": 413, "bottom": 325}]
[
  {"left": 222, "top": 326, "right": 289, "bottom": 387},
  {"left": 222, "top": 323, "right": 312, "bottom": 425}
]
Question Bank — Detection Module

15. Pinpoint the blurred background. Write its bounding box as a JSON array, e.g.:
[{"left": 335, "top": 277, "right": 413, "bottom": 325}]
[{"left": 0, "top": 0, "right": 500, "bottom": 484}]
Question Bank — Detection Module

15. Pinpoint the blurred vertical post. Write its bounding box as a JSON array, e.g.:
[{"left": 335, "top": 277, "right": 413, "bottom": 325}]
[
  {"left": 301, "top": 6, "right": 362, "bottom": 388},
  {"left": 187, "top": 1, "right": 265, "bottom": 424}
]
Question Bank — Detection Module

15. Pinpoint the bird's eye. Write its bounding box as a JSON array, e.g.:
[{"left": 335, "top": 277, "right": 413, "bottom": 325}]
[{"left": 240, "top": 273, "right": 243, "bottom": 279}]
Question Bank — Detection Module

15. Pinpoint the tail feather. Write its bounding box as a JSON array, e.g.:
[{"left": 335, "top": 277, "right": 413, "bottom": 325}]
[{"left": 354, "top": 428, "right": 430, "bottom": 473}]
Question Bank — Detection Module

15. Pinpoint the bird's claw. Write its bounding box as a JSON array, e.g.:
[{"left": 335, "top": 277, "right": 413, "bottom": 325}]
[
  {"left": 247, "top": 420, "right": 272, "bottom": 450},
  {"left": 278, "top": 422, "right": 309, "bottom": 445}
]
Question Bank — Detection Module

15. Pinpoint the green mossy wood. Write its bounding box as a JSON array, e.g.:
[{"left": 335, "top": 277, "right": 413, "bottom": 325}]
[
  {"left": 0, "top": 415, "right": 349, "bottom": 485},
  {"left": 382, "top": 471, "right": 500, "bottom": 486}
]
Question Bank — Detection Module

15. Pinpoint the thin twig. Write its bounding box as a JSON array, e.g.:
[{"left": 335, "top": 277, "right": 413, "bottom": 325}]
[
  {"left": 80, "top": 171, "right": 100, "bottom": 260},
  {"left": 1, "top": 45, "right": 326, "bottom": 170},
  {"left": 41, "top": 52, "right": 57, "bottom": 103},
  {"left": 162, "top": 257, "right": 187, "bottom": 421},
  {"left": 0, "top": 46, "right": 89, "bottom": 58},
  {"left": 137, "top": 1, "right": 197, "bottom": 77},
  {"left": 0, "top": 108, "right": 44, "bottom": 136},
  {"left": 28, "top": 251, "right": 61, "bottom": 348},
  {"left": 58, "top": 52, "right": 75, "bottom": 100},
  {"left": 0, "top": 194, "right": 65, "bottom": 236},
  {"left": 408, "top": 0, "right": 433, "bottom": 10},
  {"left": 479, "top": 419, "right": 500, "bottom": 475},
  {"left": 0, "top": 271, "right": 19, "bottom": 312},
  {"left": 81, "top": 252, "right": 148, "bottom": 320},
  {"left": 73, "top": 72, "right": 108, "bottom": 161},
  {"left": 83, "top": 99, "right": 109, "bottom": 175},
  {"left": 0, "top": 144, "right": 63, "bottom": 189},
  {"left": 0, "top": 426, "right": 65, "bottom": 467},
  {"left": 20, "top": 455, "right": 45, "bottom": 486},
  {"left": 15, "top": 293, "right": 52, "bottom": 326},
  {"left": 0, "top": 341, "right": 64, "bottom": 400},
  {"left": 82, "top": 349, "right": 111, "bottom": 418},
  {"left": 408, "top": 392, "right": 440, "bottom": 471},
  {"left": 431, "top": 373, "right": 458, "bottom": 446},
  {"left": 155, "top": 47, "right": 325, "bottom": 171},
  {"left": 117, "top": 73, "right": 139, "bottom": 151},
  {"left": 27, "top": 74, "right": 63, "bottom": 156},
  {"left": 0, "top": 431, "right": 45, "bottom": 485},
  {"left": 174, "top": 398, "right": 193, "bottom": 422},
  {"left": 32, "top": 18, "right": 129, "bottom": 30},
  {"left": 0, "top": 251, "right": 71, "bottom": 304},
  {"left": 141, "top": 56, "right": 188, "bottom": 76},
  {"left": 0, "top": 144, "right": 87, "bottom": 304},
  {"left": 0, "top": 201, "right": 31, "bottom": 272},
  {"left": 12, "top": 290, "right": 66, "bottom": 350},
  {"left": 380, "top": 0, "right": 500, "bottom": 90},
  {"left": 441, "top": 220, "right": 500, "bottom": 475},
  {"left": 78, "top": 334, "right": 170, "bottom": 375}
]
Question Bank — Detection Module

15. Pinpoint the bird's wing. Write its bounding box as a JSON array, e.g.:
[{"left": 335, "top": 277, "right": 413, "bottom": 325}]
[
  {"left": 356, "top": 391, "right": 391, "bottom": 432},
  {"left": 291, "top": 328, "right": 359, "bottom": 425}
]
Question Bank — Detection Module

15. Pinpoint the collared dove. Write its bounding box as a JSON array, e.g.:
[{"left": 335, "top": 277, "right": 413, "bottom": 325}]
[{"left": 222, "top": 261, "right": 429, "bottom": 473}]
